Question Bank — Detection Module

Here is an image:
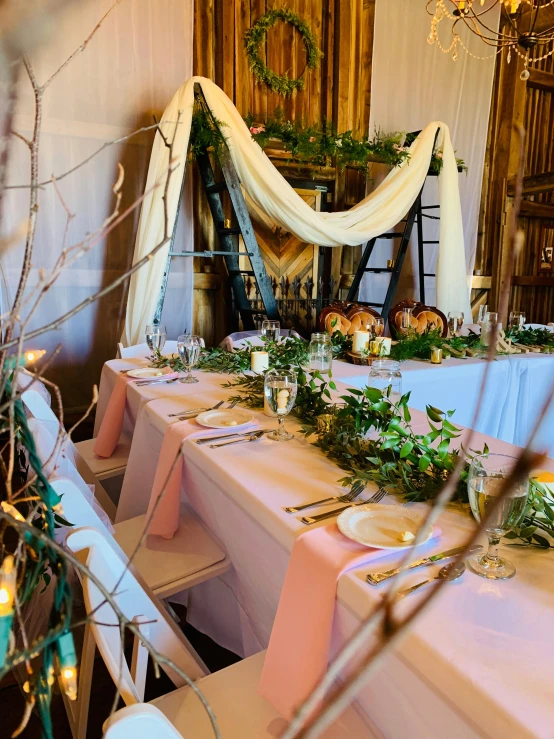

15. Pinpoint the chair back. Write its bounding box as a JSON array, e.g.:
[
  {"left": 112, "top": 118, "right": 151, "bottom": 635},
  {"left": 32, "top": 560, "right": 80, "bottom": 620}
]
[
  {"left": 103, "top": 704, "right": 183, "bottom": 739},
  {"left": 66, "top": 527, "right": 206, "bottom": 704},
  {"left": 20, "top": 389, "right": 60, "bottom": 428},
  {"left": 117, "top": 340, "right": 202, "bottom": 359},
  {"left": 50, "top": 478, "right": 115, "bottom": 544},
  {"left": 219, "top": 329, "right": 301, "bottom": 351}
]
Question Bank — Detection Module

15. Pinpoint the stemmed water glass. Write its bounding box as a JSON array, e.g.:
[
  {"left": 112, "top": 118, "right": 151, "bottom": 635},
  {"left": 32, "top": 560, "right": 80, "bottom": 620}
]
[
  {"left": 477, "top": 304, "right": 488, "bottom": 326},
  {"left": 370, "top": 317, "right": 385, "bottom": 338},
  {"left": 264, "top": 369, "right": 297, "bottom": 441},
  {"left": 509, "top": 311, "right": 526, "bottom": 330},
  {"left": 400, "top": 308, "right": 413, "bottom": 332},
  {"left": 448, "top": 312, "right": 464, "bottom": 336},
  {"left": 145, "top": 324, "right": 167, "bottom": 354},
  {"left": 177, "top": 334, "right": 202, "bottom": 384},
  {"left": 466, "top": 453, "right": 530, "bottom": 580},
  {"left": 261, "top": 320, "right": 280, "bottom": 342}
]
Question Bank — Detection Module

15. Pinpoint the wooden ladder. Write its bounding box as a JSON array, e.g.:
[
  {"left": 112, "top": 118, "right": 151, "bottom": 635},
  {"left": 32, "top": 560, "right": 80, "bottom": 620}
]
[{"left": 155, "top": 84, "right": 280, "bottom": 331}]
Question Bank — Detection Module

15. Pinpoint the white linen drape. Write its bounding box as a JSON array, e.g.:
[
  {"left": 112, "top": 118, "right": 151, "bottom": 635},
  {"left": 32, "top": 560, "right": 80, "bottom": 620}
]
[
  {"left": 361, "top": 0, "right": 499, "bottom": 311},
  {"left": 123, "top": 76, "right": 470, "bottom": 345},
  {"left": 1, "top": 0, "right": 194, "bottom": 411}
]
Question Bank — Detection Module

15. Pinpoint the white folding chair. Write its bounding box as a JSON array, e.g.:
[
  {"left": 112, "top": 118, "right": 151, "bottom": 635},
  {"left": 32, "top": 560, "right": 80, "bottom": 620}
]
[
  {"left": 524, "top": 323, "right": 554, "bottom": 332},
  {"left": 67, "top": 528, "right": 372, "bottom": 739},
  {"left": 21, "top": 388, "right": 130, "bottom": 486},
  {"left": 103, "top": 705, "right": 182, "bottom": 739},
  {"left": 219, "top": 329, "right": 302, "bottom": 352}
]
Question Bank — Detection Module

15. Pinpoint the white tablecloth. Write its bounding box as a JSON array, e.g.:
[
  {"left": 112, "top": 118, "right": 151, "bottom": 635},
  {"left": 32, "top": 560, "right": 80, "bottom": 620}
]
[
  {"left": 333, "top": 354, "right": 554, "bottom": 455},
  {"left": 94, "top": 358, "right": 554, "bottom": 738}
]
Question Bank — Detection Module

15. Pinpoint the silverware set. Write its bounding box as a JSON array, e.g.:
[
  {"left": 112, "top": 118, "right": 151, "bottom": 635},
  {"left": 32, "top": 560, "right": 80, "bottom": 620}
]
[
  {"left": 196, "top": 429, "right": 273, "bottom": 445},
  {"left": 134, "top": 377, "right": 179, "bottom": 387},
  {"left": 300, "top": 487, "right": 387, "bottom": 525},
  {"left": 209, "top": 430, "right": 265, "bottom": 448},
  {"left": 168, "top": 399, "right": 241, "bottom": 421},
  {"left": 366, "top": 544, "right": 482, "bottom": 585}
]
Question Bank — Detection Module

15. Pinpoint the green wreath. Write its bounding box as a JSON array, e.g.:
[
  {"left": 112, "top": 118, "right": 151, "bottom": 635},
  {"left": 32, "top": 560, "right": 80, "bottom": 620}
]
[{"left": 244, "top": 9, "right": 323, "bottom": 96}]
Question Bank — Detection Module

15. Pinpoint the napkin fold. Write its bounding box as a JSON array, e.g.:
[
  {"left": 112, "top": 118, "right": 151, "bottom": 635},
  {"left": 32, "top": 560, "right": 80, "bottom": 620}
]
[
  {"left": 258, "top": 522, "right": 440, "bottom": 719},
  {"left": 146, "top": 419, "right": 258, "bottom": 539},
  {"left": 94, "top": 372, "right": 176, "bottom": 458}
]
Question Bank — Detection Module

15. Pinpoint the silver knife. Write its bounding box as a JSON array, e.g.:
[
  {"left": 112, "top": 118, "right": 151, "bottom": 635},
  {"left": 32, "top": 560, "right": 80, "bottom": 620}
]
[
  {"left": 135, "top": 377, "right": 178, "bottom": 387},
  {"left": 301, "top": 499, "right": 369, "bottom": 525},
  {"left": 366, "top": 544, "right": 482, "bottom": 585},
  {"left": 196, "top": 429, "right": 272, "bottom": 445}
]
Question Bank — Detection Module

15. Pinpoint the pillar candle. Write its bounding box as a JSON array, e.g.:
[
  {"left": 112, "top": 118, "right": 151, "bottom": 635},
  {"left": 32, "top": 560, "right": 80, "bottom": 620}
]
[
  {"left": 251, "top": 351, "right": 269, "bottom": 373},
  {"left": 352, "top": 331, "right": 370, "bottom": 353}
]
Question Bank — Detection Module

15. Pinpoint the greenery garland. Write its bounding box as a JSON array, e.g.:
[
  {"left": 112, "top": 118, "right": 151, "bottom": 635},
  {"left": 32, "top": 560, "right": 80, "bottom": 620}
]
[{"left": 244, "top": 9, "right": 323, "bottom": 95}]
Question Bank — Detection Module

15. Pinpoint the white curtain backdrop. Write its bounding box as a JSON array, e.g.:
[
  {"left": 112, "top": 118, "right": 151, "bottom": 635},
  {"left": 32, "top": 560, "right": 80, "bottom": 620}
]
[
  {"left": 1, "top": 0, "right": 194, "bottom": 411},
  {"left": 360, "top": 0, "right": 499, "bottom": 313}
]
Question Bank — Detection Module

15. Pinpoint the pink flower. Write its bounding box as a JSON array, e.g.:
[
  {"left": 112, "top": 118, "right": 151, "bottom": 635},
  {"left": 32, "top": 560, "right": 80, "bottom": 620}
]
[
  {"left": 309, "top": 136, "right": 316, "bottom": 143},
  {"left": 249, "top": 125, "right": 265, "bottom": 135}
]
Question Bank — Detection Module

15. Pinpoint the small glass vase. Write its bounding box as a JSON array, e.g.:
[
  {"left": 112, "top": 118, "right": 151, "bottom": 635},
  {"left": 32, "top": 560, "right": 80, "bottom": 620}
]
[
  {"left": 308, "top": 333, "right": 332, "bottom": 374},
  {"left": 368, "top": 359, "right": 402, "bottom": 402}
]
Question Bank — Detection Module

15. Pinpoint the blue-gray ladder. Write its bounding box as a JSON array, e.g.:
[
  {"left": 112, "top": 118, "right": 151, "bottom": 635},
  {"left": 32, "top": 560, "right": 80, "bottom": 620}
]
[{"left": 154, "top": 83, "right": 281, "bottom": 331}]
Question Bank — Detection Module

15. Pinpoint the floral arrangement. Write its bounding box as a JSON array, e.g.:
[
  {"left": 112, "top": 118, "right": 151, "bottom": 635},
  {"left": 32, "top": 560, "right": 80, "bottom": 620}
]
[{"left": 244, "top": 9, "right": 323, "bottom": 95}]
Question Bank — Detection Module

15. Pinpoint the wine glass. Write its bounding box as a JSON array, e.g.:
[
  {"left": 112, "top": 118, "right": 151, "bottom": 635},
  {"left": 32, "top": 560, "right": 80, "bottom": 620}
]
[
  {"left": 509, "top": 311, "right": 526, "bottom": 330},
  {"left": 466, "top": 453, "right": 529, "bottom": 580},
  {"left": 448, "top": 312, "right": 464, "bottom": 336},
  {"left": 400, "top": 308, "right": 413, "bottom": 332},
  {"left": 371, "top": 317, "right": 385, "bottom": 338},
  {"left": 264, "top": 369, "right": 297, "bottom": 441},
  {"left": 477, "top": 304, "right": 488, "bottom": 326},
  {"left": 145, "top": 324, "right": 167, "bottom": 354},
  {"left": 177, "top": 334, "right": 202, "bottom": 384},
  {"left": 261, "top": 320, "right": 280, "bottom": 342}
]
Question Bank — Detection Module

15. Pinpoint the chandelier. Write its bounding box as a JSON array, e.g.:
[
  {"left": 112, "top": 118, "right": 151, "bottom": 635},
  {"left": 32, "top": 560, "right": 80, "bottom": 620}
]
[{"left": 426, "top": 1, "right": 554, "bottom": 79}]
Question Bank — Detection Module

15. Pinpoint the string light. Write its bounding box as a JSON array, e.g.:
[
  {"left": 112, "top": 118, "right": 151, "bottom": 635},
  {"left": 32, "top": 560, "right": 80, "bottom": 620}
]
[
  {"left": 24, "top": 349, "right": 46, "bottom": 364},
  {"left": 0, "top": 556, "right": 16, "bottom": 669},
  {"left": 56, "top": 632, "right": 78, "bottom": 701}
]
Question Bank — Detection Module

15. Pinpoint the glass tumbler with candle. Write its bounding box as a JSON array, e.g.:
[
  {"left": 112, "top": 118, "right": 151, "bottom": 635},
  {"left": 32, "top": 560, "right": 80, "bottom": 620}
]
[
  {"left": 467, "top": 453, "right": 529, "bottom": 580},
  {"left": 368, "top": 360, "right": 402, "bottom": 402},
  {"left": 264, "top": 369, "right": 297, "bottom": 441},
  {"left": 447, "top": 312, "right": 464, "bottom": 336},
  {"left": 309, "top": 333, "right": 332, "bottom": 373}
]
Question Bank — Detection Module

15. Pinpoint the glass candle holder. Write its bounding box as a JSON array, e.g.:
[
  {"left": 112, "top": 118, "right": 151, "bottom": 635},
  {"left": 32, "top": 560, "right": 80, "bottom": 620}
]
[
  {"left": 309, "top": 333, "right": 332, "bottom": 373},
  {"left": 430, "top": 347, "right": 443, "bottom": 364},
  {"left": 368, "top": 359, "right": 402, "bottom": 401}
]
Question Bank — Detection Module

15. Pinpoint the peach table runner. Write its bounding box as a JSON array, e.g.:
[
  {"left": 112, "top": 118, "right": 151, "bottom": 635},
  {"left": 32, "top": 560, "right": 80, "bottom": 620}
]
[
  {"left": 259, "top": 522, "right": 440, "bottom": 719},
  {"left": 146, "top": 418, "right": 258, "bottom": 538}
]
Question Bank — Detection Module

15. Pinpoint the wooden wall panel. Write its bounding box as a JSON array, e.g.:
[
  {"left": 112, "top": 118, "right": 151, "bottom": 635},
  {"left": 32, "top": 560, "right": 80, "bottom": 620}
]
[{"left": 192, "top": 0, "right": 375, "bottom": 341}]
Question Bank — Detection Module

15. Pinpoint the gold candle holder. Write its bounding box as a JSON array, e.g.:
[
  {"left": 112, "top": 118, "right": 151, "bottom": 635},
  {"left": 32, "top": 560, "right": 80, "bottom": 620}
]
[
  {"left": 386, "top": 259, "right": 394, "bottom": 269},
  {"left": 430, "top": 347, "right": 443, "bottom": 364},
  {"left": 369, "top": 340, "right": 382, "bottom": 356}
]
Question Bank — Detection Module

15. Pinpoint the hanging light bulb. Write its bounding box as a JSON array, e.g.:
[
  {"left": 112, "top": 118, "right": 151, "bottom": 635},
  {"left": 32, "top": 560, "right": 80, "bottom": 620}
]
[{"left": 57, "top": 632, "right": 78, "bottom": 701}]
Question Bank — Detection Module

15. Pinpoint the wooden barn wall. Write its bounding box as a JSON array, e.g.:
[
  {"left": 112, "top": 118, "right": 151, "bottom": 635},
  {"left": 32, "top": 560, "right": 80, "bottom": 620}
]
[
  {"left": 477, "top": 37, "right": 554, "bottom": 325},
  {"left": 192, "top": 0, "right": 375, "bottom": 343}
]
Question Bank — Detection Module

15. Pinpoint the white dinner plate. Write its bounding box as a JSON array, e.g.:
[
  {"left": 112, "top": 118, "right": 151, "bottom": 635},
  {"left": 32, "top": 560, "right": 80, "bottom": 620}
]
[
  {"left": 195, "top": 409, "right": 255, "bottom": 429},
  {"left": 337, "top": 504, "right": 432, "bottom": 549},
  {"left": 126, "top": 366, "right": 173, "bottom": 379}
]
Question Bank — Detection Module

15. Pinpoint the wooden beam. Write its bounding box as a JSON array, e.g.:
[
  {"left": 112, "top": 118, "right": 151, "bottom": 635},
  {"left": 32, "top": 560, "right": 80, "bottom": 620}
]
[
  {"left": 471, "top": 275, "right": 492, "bottom": 289},
  {"left": 518, "top": 200, "right": 554, "bottom": 220},
  {"left": 508, "top": 171, "right": 554, "bottom": 196},
  {"left": 194, "top": 273, "right": 222, "bottom": 290},
  {"left": 512, "top": 275, "right": 554, "bottom": 287},
  {"left": 527, "top": 68, "right": 554, "bottom": 92}
]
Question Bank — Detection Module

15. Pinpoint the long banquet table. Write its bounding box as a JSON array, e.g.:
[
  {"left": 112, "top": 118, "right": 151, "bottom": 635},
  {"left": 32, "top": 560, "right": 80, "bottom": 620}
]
[{"left": 95, "top": 357, "right": 554, "bottom": 738}]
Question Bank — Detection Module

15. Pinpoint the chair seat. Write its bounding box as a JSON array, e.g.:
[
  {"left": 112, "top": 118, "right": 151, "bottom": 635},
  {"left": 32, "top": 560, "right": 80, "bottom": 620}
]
[
  {"left": 75, "top": 434, "right": 132, "bottom": 479},
  {"left": 113, "top": 505, "right": 229, "bottom": 598},
  {"left": 150, "top": 651, "right": 375, "bottom": 738}
]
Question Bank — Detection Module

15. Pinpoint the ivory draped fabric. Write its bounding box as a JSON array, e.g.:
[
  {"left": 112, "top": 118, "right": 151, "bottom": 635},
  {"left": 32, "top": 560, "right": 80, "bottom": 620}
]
[{"left": 123, "top": 76, "right": 471, "bottom": 345}]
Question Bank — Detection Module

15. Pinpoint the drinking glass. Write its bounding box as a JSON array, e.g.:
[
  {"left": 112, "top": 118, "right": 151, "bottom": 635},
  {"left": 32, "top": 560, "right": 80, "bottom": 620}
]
[
  {"left": 477, "top": 304, "right": 488, "bottom": 325},
  {"left": 466, "top": 453, "right": 529, "bottom": 580},
  {"left": 509, "top": 311, "right": 526, "bottom": 330},
  {"left": 261, "top": 320, "right": 280, "bottom": 342},
  {"left": 371, "top": 317, "right": 385, "bottom": 338},
  {"left": 484, "top": 311, "right": 498, "bottom": 324},
  {"left": 177, "top": 334, "right": 202, "bottom": 384},
  {"left": 368, "top": 360, "right": 402, "bottom": 403},
  {"left": 400, "top": 308, "right": 413, "bottom": 332},
  {"left": 145, "top": 324, "right": 167, "bottom": 354},
  {"left": 264, "top": 369, "right": 297, "bottom": 441},
  {"left": 309, "top": 333, "right": 332, "bottom": 374},
  {"left": 448, "top": 311, "right": 464, "bottom": 336}
]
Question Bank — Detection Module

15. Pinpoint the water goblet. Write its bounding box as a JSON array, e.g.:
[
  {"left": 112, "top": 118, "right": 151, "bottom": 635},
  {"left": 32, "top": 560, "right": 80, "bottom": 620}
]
[
  {"left": 177, "top": 334, "right": 202, "bottom": 384},
  {"left": 509, "top": 311, "right": 526, "bottom": 330},
  {"left": 264, "top": 369, "right": 297, "bottom": 441},
  {"left": 400, "top": 308, "right": 413, "bottom": 333},
  {"left": 371, "top": 317, "right": 385, "bottom": 338},
  {"left": 466, "top": 453, "right": 529, "bottom": 580},
  {"left": 145, "top": 324, "right": 167, "bottom": 354},
  {"left": 448, "top": 311, "right": 464, "bottom": 336},
  {"left": 261, "top": 320, "right": 280, "bottom": 342}
]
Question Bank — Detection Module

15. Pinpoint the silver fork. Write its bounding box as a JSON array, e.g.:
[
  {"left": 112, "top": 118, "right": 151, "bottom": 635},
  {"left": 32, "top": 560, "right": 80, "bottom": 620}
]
[
  {"left": 168, "top": 400, "right": 224, "bottom": 417},
  {"left": 284, "top": 486, "right": 363, "bottom": 514},
  {"left": 300, "top": 487, "right": 387, "bottom": 525}
]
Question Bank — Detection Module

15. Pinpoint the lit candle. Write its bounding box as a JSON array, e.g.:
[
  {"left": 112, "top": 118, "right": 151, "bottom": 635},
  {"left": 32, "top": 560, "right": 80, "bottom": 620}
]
[
  {"left": 251, "top": 351, "right": 269, "bottom": 373},
  {"left": 431, "top": 347, "right": 443, "bottom": 364},
  {"left": 352, "top": 331, "right": 370, "bottom": 353}
]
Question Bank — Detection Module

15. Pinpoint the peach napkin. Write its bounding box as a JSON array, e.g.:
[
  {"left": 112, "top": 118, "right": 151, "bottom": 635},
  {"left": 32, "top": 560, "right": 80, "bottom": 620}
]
[
  {"left": 146, "top": 418, "right": 258, "bottom": 539},
  {"left": 259, "top": 522, "right": 440, "bottom": 719},
  {"left": 94, "top": 372, "right": 176, "bottom": 458}
]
